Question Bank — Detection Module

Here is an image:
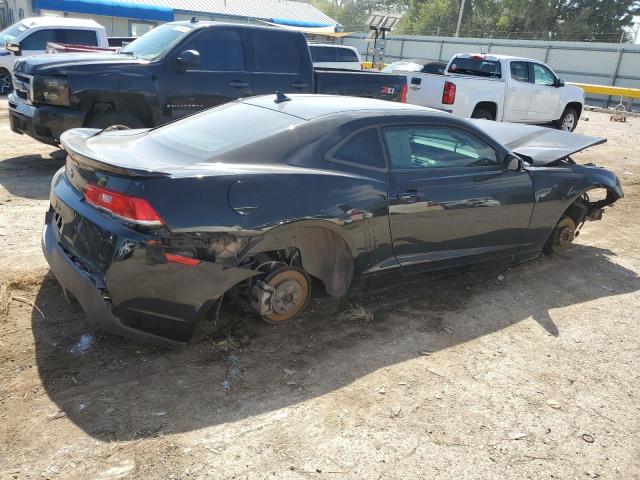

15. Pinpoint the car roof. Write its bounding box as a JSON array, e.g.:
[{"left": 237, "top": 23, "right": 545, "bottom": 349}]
[
  {"left": 241, "top": 94, "right": 445, "bottom": 121},
  {"left": 309, "top": 43, "right": 358, "bottom": 50},
  {"left": 18, "top": 16, "right": 103, "bottom": 29},
  {"left": 452, "top": 53, "right": 536, "bottom": 63}
]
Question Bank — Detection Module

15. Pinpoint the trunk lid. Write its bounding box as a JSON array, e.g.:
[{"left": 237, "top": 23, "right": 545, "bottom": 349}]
[{"left": 470, "top": 120, "right": 605, "bottom": 166}]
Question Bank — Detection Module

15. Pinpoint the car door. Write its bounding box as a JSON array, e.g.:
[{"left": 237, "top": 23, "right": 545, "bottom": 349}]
[
  {"left": 248, "top": 29, "right": 311, "bottom": 94},
  {"left": 162, "top": 27, "right": 251, "bottom": 120},
  {"left": 383, "top": 123, "right": 535, "bottom": 274},
  {"left": 529, "top": 63, "right": 561, "bottom": 122},
  {"left": 504, "top": 61, "right": 534, "bottom": 122}
]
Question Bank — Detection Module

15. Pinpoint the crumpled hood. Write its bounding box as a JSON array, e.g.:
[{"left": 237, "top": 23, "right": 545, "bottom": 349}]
[
  {"left": 13, "top": 52, "right": 144, "bottom": 75},
  {"left": 470, "top": 120, "right": 606, "bottom": 166}
]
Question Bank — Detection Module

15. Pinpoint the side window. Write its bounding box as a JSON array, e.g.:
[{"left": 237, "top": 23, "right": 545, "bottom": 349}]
[
  {"left": 310, "top": 46, "right": 336, "bottom": 63},
  {"left": 251, "top": 30, "right": 301, "bottom": 73},
  {"left": 510, "top": 61, "right": 530, "bottom": 82},
  {"left": 331, "top": 128, "right": 386, "bottom": 169},
  {"left": 182, "top": 29, "right": 244, "bottom": 71},
  {"left": 533, "top": 63, "right": 556, "bottom": 86},
  {"left": 58, "top": 29, "right": 98, "bottom": 46},
  {"left": 21, "top": 29, "right": 56, "bottom": 50},
  {"left": 383, "top": 126, "right": 500, "bottom": 169},
  {"left": 337, "top": 48, "right": 358, "bottom": 63}
]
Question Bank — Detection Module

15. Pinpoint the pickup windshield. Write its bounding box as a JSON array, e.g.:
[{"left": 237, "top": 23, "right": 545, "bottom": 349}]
[
  {"left": 120, "top": 23, "right": 193, "bottom": 60},
  {"left": 0, "top": 22, "right": 28, "bottom": 44},
  {"left": 448, "top": 57, "right": 501, "bottom": 78}
]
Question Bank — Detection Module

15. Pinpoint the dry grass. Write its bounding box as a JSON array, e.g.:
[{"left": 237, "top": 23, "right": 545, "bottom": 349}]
[{"left": 343, "top": 303, "right": 373, "bottom": 322}]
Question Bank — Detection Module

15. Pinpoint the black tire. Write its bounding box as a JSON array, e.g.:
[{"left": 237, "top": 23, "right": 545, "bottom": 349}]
[
  {"left": 85, "top": 111, "right": 145, "bottom": 130},
  {"left": 471, "top": 108, "right": 494, "bottom": 120},
  {"left": 0, "top": 69, "right": 13, "bottom": 96},
  {"left": 544, "top": 216, "right": 577, "bottom": 254},
  {"left": 260, "top": 267, "right": 311, "bottom": 325},
  {"left": 555, "top": 107, "right": 579, "bottom": 132}
]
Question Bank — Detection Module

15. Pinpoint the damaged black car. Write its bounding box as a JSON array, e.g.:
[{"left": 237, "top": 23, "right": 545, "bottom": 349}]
[{"left": 43, "top": 94, "right": 623, "bottom": 347}]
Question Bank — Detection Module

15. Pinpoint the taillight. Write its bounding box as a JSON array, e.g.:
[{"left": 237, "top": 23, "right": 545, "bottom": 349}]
[
  {"left": 400, "top": 84, "right": 408, "bottom": 103},
  {"left": 442, "top": 81, "right": 456, "bottom": 105},
  {"left": 84, "top": 184, "right": 163, "bottom": 226}
]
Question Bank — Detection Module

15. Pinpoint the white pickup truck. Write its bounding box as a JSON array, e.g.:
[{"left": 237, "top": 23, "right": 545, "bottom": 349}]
[
  {"left": 405, "top": 53, "right": 585, "bottom": 131},
  {"left": 0, "top": 17, "right": 108, "bottom": 95}
]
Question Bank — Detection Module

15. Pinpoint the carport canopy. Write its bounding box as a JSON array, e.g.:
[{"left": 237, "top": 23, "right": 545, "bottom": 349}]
[{"left": 33, "top": 0, "right": 174, "bottom": 22}]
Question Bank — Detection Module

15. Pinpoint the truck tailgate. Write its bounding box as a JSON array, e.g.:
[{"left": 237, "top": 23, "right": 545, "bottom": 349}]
[{"left": 314, "top": 69, "right": 406, "bottom": 102}]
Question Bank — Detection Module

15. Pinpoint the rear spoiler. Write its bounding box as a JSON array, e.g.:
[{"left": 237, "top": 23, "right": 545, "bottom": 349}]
[
  {"left": 61, "top": 128, "right": 170, "bottom": 178},
  {"left": 469, "top": 120, "right": 605, "bottom": 166}
]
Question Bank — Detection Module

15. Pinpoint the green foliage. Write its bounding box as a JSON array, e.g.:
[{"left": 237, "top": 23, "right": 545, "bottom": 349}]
[{"left": 311, "top": 0, "right": 640, "bottom": 42}]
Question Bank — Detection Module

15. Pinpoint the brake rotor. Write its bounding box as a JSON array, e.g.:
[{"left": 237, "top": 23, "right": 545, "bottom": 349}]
[{"left": 261, "top": 268, "right": 310, "bottom": 324}]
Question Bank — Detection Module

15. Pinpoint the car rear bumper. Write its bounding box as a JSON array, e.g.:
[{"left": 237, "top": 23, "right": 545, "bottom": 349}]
[
  {"left": 43, "top": 172, "right": 257, "bottom": 347},
  {"left": 8, "top": 93, "right": 84, "bottom": 145},
  {"left": 42, "top": 216, "right": 187, "bottom": 349}
]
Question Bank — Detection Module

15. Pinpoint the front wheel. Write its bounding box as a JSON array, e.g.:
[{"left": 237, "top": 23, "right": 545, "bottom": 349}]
[
  {"left": 556, "top": 107, "right": 578, "bottom": 132},
  {"left": 544, "top": 216, "right": 577, "bottom": 254},
  {"left": 85, "top": 111, "right": 145, "bottom": 130},
  {"left": 0, "top": 69, "right": 13, "bottom": 96}
]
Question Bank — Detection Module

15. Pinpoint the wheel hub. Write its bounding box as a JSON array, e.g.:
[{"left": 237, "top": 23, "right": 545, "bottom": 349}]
[
  {"left": 558, "top": 225, "right": 575, "bottom": 247},
  {"left": 271, "top": 280, "right": 302, "bottom": 315},
  {"left": 562, "top": 114, "right": 575, "bottom": 131}
]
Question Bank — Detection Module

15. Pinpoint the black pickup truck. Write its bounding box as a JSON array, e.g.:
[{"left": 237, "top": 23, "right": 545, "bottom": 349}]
[{"left": 8, "top": 21, "right": 407, "bottom": 145}]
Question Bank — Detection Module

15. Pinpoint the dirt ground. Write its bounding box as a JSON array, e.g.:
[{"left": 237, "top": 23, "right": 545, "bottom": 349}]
[{"left": 1, "top": 110, "right": 639, "bottom": 480}]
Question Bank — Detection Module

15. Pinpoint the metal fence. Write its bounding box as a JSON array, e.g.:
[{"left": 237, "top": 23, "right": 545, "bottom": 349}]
[{"left": 342, "top": 34, "right": 640, "bottom": 110}]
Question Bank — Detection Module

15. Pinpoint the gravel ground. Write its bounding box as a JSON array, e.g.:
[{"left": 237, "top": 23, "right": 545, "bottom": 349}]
[{"left": 0, "top": 111, "right": 639, "bottom": 480}]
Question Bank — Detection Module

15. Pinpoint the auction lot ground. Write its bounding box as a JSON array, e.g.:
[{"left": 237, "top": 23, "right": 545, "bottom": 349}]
[{"left": 1, "top": 111, "right": 639, "bottom": 479}]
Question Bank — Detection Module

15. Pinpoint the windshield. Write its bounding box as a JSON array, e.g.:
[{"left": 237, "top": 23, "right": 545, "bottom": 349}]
[
  {"left": 149, "top": 102, "right": 304, "bottom": 161},
  {"left": 448, "top": 57, "right": 502, "bottom": 78},
  {"left": 0, "top": 22, "right": 28, "bottom": 44},
  {"left": 120, "top": 23, "right": 193, "bottom": 60}
]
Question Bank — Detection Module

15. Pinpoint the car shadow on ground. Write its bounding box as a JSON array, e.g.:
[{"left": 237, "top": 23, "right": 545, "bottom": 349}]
[
  {"left": 29, "top": 244, "right": 640, "bottom": 442},
  {"left": 0, "top": 152, "right": 63, "bottom": 200}
]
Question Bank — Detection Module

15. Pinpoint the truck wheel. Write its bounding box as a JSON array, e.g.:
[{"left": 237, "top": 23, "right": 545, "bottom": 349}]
[
  {"left": 556, "top": 107, "right": 578, "bottom": 132},
  {"left": 0, "top": 69, "right": 12, "bottom": 96},
  {"left": 85, "top": 112, "right": 145, "bottom": 130},
  {"left": 544, "top": 216, "right": 577, "bottom": 254},
  {"left": 471, "top": 108, "right": 494, "bottom": 120},
  {"left": 260, "top": 267, "right": 311, "bottom": 324}
]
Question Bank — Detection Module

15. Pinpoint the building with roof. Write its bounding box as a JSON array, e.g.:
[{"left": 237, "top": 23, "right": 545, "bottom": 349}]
[{"left": 1, "top": 0, "right": 339, "bottom": 37}]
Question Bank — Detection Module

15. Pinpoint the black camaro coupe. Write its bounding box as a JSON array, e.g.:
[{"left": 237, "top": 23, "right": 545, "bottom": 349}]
[{"left": 43, "top": 94, "right": 623, "bottom": 347}]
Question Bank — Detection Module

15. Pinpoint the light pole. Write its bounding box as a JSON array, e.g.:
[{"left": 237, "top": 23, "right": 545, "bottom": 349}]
[{"left": 455, "top": 0, "right": 466, "bottom": 37}]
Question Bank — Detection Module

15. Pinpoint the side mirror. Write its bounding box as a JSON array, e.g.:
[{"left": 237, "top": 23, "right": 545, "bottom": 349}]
[
  {"left": 175, "top": 49, "right": 200, "bottom": 70},
  {"left": 6, "top": 43, "right": 21, "bottom": 56},
  {"left": 504, "top": 154, "right": 522, "bottom": 172},
  {"left": 555, "top": 78, "right": 565, "bottom": 88}
]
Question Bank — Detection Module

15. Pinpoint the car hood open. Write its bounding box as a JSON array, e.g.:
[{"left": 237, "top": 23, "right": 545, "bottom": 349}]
[{"left": 470, "top": 120, "right": 606, "bottom": 166}]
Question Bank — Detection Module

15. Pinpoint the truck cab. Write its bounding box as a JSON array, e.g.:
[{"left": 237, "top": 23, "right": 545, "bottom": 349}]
[
  {"left": 0, "top": 17, "right": 108, "bottom": 95},
  {"left": 406, "top": 54, "right": 585, "bottom": 131}
]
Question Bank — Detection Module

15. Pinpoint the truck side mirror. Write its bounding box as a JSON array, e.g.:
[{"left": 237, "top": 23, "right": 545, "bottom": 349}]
[
  {"left": 175, "top": 50, "right": 200, "bottom": 70},
  {"left": 503, "top": 154, "right": 522, "bottom": 172},
  {"left": 6, "top": 43, "right": 21, "bottom": 56},
  {"left": 555, "top": 78, "right": 565, "bottom": 88}
]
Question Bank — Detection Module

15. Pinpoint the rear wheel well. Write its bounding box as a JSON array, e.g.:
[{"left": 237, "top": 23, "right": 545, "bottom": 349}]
[
  {"left": 245, "top": 226, "right": 354, "bottom": 298},
  {"left": 472, "top": 102, "right": 497, "bottom": 120}
]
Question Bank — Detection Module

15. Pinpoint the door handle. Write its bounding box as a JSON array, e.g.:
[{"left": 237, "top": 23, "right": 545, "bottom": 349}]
[
  {"left": 290, "top": 81, "right": 308, "bottom": 89},
  {"left": 397, "top": 192, "right": 419, "bottom": 203},
  {"left": 229, "top": 80, "right": 249, "bottom": 88}
]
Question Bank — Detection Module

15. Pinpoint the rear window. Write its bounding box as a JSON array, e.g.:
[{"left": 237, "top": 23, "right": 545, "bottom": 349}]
[
  {"left": 149, "top": 102, "right": 303, "bottom": 160},
  {"left": 58, "top": 29, "right": 98, "bottom": 46},
  {"left": 337, "top": 48, "right": 358, "bottom": 62},
  {"left": 448, "top": 57, "right": 501, "bottom": 78},
  {"left": 310, "top": 45, "right": 336, "bottom": 62}
]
